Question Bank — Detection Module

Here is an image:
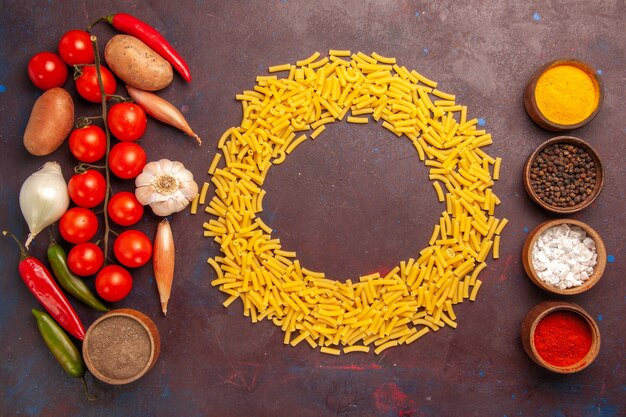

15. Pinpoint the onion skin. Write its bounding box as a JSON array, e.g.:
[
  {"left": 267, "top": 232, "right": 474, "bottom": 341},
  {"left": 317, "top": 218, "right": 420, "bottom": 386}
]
[
  {"left": 153, "top": 219, "right": 175, "bottom": 315},
  {"left": 126, "top": 85, "right": 201, "bottom": 145},
  {"left": 20, "top": 162, "right": 69, "bottom": 248}
]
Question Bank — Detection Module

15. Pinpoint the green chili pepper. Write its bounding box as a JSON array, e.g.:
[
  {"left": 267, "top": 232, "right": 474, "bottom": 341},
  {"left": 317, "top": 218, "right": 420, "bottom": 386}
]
[
  {"left": 32, "top": 309, "right": 94, "bottom": 400},
  {"left": 47, "top": 237, "right": 109, "bottom": 312},
  {"left": 32, "top": 309, "right": 85, "bottom": 378}
]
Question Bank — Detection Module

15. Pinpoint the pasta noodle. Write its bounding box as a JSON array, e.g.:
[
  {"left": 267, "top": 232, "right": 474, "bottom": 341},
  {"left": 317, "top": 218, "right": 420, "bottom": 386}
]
[
  {"left": 269, "top": 63, "right": 291, "bottom": 73},
  {"left": 374, "top": 340, "right": 398, "bottom": 355},
  {"left": 493, "top": 235, "right": 501, "bottom": 259},
  {"left": 205, "top": 52, "right": 504, "bottom": 355},
  {"left": 190, "top": 194, "right": 199, "bottom": 214},
  {"left": 208, "top": 153, "right": 222, "bottom": 175},
  {"left": 310, "top": 125, "right": 326, "bottom": 139},
  {"left": 320, "top": 346, "right": 341, "bottom": 355},
  {"left": 493, "top": 157, "right": 502, "bottom": 180},
  {"left": 494, "top": 218, "right": 508, "bottom": 235},
  {"left": 432, "top": 181, "right": 445, "bottom": 202},
  {"left": 285, "top": 134, "right": 308, "bottom": 154},
  {"left": 347, "top": 116, "right": 369, "bottom": 124},
  {"left": 469, "top": 279, "right": 482, "bottom": 301},
  {"left": 297, "top": 51, "right": 321, "bottom": 66},
  {"left": 343, "top": 345, "right": 370, "bottom": 353},
  {"left": 371, "top": 52, "right": 396, "bottom": 64},
  {"left": 199, "top": 182, "right": 210, "bottom": 205},
  {"left": 329, "top": 49, "right": 351, "bottom": 57}
]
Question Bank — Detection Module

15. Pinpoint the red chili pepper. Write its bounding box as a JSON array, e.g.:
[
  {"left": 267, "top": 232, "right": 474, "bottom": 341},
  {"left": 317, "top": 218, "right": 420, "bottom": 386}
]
[
  {"left": 4, "top": 231, "right": 85, "bottom": 340},
  {"left": 89, "top": 13, "right": 191, "bottom": 82}
]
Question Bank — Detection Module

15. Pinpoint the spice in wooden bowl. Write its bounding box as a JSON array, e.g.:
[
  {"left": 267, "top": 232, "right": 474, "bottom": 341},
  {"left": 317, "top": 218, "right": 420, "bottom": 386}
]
[
  {"left": 524, "top": 59, "right": 603, "bottom": 131},
  {"left": 523, "top": 136, "right": 603, "bottom": 213},
  {"left": 522, "top": 219, "right": 606, "bottom": 295},
  {"left": 521, "top": 301, "right": 600, "bottom": 373},
  {"left": 83, "top": 308, "right": 160, "bottom": 385}
]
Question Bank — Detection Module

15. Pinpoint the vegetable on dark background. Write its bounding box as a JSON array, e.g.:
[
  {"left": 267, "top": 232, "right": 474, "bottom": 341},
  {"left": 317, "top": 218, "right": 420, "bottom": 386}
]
[
  {"left": 104, "top": 35, "right": 174, "bottom": 91},
  {"left": 47, "top": 234, "right": 109, "bottom": 312},
  {"left": 23, "top": 88, "right": 74, "bottom": 156},
  {"left": 32, "top": 309, "right": 93, "bottom": 400},
  {"left": 27, "top": 52, "right": 68, "bottom": 90},
  {"left": 126, "top": 85, "right": 201, "bottom": 144},
  {"left": 75, "top": 65, "right": 117, "bottom": 103},
  {"left": 153, "top": 219, "right": 175, "bottom": 315},
  {"left": 19, "top": 162, "right": 70, "bottom": 247},
  {"left": 3, "top": 231, "right": 86, "bottom": 340},
  {"left": 89, "top": 12, "right": 191, "bottom": 82},
  {"left": 58, "top": 207, "right": 99, "bottom": 244}
]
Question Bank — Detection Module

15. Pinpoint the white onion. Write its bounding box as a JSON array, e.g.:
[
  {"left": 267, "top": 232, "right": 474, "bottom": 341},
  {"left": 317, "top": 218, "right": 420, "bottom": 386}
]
[{"left": 19, "top": 162, "right": 69, "bottom": 248}]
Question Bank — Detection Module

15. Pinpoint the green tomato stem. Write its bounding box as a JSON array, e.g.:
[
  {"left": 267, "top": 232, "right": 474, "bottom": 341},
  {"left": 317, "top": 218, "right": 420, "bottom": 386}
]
[{"left": 90, "top": 35, "right": 113, "bottom": 264}]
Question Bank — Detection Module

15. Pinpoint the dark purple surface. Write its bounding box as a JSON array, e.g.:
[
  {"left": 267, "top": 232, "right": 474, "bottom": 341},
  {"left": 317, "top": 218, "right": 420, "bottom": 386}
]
[{"left": 1, "top": 1, "right": 624, "bottom": 416}]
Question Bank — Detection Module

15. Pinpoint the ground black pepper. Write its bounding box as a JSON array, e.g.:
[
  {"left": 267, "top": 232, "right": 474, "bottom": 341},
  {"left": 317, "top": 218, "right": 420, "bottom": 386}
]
[
  {"left": 86, "top": 316, "right": 152, "bottom": 380},
  {"left": 530, "top": 143, "right": 596, "bottom": 208}
]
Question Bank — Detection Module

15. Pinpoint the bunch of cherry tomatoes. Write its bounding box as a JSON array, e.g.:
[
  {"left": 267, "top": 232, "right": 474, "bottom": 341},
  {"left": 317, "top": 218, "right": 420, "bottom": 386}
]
[{"left": 28, "top": 30, "right": 154, "bottom": 303}]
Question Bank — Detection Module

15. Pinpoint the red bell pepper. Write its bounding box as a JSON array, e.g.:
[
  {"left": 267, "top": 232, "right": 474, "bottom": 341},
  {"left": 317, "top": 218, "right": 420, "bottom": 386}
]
[
  {"left": 89, "top": 13, "right": 191, "bottom": 82},
  {"left": 4, "top": 231, "right": 85, "bottom": 340}
]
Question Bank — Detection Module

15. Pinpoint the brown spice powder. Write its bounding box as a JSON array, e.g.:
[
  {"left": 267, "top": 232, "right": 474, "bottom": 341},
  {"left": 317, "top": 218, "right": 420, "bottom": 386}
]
[{"left": 86, "top": 316, "right": 152, "bottom": 380}]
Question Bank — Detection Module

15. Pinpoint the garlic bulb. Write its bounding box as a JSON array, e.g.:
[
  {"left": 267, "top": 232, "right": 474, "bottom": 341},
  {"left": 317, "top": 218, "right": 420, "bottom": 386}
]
[
  {"left": 135, "top": 159, "right": 198, "bottom": 216},
  {"left": 20, "top": 161, "right": 69, "bottom": 248}
]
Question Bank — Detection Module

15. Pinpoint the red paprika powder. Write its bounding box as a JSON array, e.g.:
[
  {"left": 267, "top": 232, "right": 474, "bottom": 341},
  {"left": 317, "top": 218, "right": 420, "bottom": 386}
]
[{"left": 533, "top": 310, "right": 592, "bottom": 367}]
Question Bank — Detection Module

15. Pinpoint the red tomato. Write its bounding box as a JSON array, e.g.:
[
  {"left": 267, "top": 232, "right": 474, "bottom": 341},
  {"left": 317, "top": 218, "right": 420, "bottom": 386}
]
[
  {"left": 75, "top": 65, "right": 116, "bottom": 103},
  {"left": 67, "top": 170, "right": 106, "bottom": 208},
  {"left": 113, "top": 230, "right": 152, "bottom": 268},
  {"left": 108, "top": 142, "right": 146, "bottom": 179},
  {"left": 68, "top": 242, "right": 104, "bottom": 277},
  {"left": 27, "top": 52, "right": 68, "bottom": 90},
  {"left": 59, "top": 208, "right": 98, "bottom": 244},
  {"left": 108, "top": 192, "right": 144, "bottom": 226},
  {"left": 68, "top": 125, "right": 107, "bottom": 163},
  {"left": 58, "top": 30, "right": 94, "bottom": 65},
  {"left": 95, "top": 265, "right": 133, "bottom": 302},
  {"left": 107, "top": 103, "right": 147, "bottom": 141}
]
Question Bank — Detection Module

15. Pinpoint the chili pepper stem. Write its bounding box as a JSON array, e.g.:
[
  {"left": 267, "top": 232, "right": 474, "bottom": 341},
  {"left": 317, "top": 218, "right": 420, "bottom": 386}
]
[
  {"left": 3, "top": 230, "right": 29, "bottom": 261},
  {"left": 86, "top": 15, "right": 113, "bottom": 32},
  {"left": 81, "top": 375, "right": 96, "bottom": 401},
  {"left": 90, "top": 35, "right": 114, "bottom": 264}
]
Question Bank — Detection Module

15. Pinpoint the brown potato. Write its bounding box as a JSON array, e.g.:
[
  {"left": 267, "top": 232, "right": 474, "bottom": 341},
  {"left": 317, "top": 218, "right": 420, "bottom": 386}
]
[
  {"left": 23, "top": 88, "right": 74, "bottom": 156},
  {"left": 105, "top": 35, "right": 173, "bottom": 91}
]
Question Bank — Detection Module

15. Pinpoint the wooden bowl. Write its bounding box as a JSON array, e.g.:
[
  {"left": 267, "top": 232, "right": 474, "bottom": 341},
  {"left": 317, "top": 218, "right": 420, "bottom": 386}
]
[
  {"left": 521, "top": 300, "right": 600, "bottom": 373},
  {"left": 524, "top": 58, "right": 603, "bottom": 131},
  {"left": 523, "top": 136, "right": 604, "bottom": 213},
  {"left": 83, "top": 308, "right": 160, "bottom": 385},
  {"left": 522, "top": 219, "right": 606, "bottom": 295}
]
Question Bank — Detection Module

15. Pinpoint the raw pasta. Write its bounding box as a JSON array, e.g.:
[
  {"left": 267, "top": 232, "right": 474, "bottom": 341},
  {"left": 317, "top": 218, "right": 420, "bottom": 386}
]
[{"left": 205, "top": 52, "right": 506, "bottom": 355}]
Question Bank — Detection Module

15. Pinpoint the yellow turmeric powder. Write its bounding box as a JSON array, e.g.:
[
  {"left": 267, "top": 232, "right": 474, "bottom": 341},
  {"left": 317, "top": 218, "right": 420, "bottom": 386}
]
[{"left": 534, "top": 64, "right": 599, "bottom": 125}]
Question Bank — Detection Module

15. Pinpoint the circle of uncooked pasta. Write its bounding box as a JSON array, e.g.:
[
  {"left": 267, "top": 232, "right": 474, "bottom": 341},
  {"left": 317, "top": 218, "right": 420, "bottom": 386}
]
[{"left": 205, "top": 51, "right": 506, "bottom": 355}]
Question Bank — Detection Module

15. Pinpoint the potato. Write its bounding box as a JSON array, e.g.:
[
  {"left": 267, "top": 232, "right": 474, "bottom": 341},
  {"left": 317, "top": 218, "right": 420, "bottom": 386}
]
[
  {"left": 23, "top": 87, "right": 74, "bottom": 156},
  {"left": 105, "top": 35, "right": 173, "bottom": 91}
]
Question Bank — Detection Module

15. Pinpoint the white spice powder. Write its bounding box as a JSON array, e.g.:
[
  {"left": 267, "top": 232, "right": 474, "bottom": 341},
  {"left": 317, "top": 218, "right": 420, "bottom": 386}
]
[{"left": 531, "top": 224, "right": 597, "bottom": 290}]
